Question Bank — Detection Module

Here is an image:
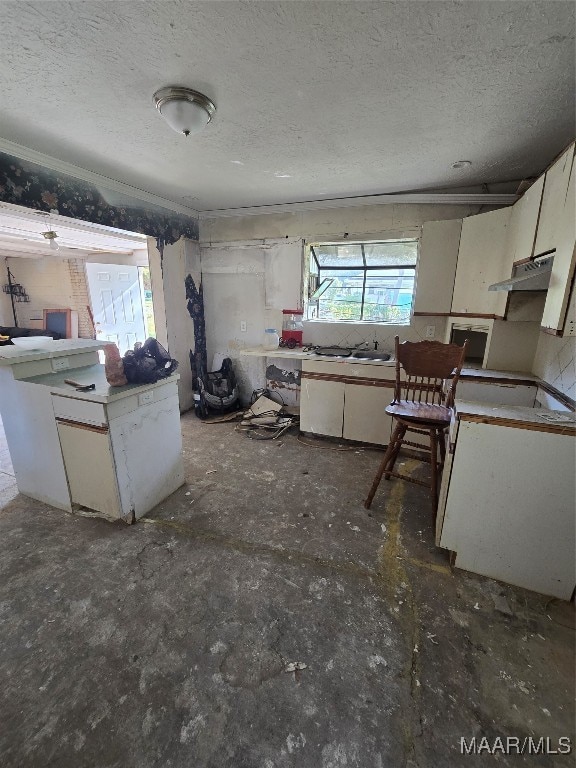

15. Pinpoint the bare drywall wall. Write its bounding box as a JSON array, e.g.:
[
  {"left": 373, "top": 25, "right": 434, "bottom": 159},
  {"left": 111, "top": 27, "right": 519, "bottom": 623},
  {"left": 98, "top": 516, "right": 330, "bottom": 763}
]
[
  {"left": 198, "top": 205, "right": 479, "bottom": 397},
  {"left": 200, "top": 238, "right": 303, "bottom": 402}
]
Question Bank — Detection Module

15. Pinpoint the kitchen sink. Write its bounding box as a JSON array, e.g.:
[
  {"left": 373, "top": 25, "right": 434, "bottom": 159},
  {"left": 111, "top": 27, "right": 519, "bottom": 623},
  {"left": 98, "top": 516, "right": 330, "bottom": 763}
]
[
  {"left": 313, "top": 346, "right": 353, "bottom": 357},
  {"left": 351, "top": 350, "right": 391, "bottom": 361}
]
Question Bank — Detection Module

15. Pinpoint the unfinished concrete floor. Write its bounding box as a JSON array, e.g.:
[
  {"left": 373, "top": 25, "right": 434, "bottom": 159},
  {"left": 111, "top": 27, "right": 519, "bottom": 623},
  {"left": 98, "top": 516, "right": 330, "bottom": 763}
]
[{"left": 0, "top": 412, "right": 574, "bottom": 767}]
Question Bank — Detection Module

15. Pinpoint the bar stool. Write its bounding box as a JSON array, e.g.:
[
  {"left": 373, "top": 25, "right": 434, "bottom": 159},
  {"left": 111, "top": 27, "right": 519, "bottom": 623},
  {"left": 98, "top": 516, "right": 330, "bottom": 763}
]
[{"left": 364, "top": 335, "right": 467, "bottom": 515}]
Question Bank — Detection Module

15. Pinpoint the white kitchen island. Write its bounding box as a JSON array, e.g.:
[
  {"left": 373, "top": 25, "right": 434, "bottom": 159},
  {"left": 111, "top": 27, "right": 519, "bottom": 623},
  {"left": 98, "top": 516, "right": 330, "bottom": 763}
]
[{"left": 0, "top": 340, "right": 184, "bottom": 523}]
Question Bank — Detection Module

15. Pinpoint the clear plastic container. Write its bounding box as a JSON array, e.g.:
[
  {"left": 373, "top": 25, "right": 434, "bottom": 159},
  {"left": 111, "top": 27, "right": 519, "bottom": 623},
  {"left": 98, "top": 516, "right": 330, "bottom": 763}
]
[{"left": 263, "top": 328, "right": 280, "bottom": 350}]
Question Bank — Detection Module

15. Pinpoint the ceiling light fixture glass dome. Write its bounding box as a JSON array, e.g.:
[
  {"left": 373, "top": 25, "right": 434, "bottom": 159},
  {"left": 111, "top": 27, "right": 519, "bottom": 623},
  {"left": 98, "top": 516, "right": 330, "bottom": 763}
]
[{"left": 153, "top": 86, "right": 216, "bottom": 137}]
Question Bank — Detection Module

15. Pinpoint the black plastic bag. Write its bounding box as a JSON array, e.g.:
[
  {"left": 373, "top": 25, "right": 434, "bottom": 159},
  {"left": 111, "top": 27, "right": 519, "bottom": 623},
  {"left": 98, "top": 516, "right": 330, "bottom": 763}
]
[{"left": 122, "top": 338, "right": 178, "bottom": 384}]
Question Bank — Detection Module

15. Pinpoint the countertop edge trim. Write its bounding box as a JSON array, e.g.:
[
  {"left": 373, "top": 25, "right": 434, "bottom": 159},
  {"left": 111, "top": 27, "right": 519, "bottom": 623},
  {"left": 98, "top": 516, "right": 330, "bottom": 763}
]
[
  {"left": 459, "top": 413, "right": 576, "bottom": 435},
  {"left": 301, "top": 371, "right": 395, "bottom": 387}
]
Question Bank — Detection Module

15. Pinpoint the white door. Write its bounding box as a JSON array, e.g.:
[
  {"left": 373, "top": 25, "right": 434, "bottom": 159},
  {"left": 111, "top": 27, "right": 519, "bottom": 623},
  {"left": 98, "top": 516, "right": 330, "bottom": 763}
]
[{"left": 85, "top": 263, "right": 146, "bottom": 355}]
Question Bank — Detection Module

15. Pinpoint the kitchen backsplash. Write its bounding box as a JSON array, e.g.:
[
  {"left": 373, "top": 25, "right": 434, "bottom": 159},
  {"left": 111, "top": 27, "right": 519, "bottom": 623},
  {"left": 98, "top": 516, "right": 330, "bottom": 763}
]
[
  {"left": 302, "top": 317, "right": 448, "bottom": 353},
  {"left": 532, "top": 332, "right": 576, "bottom": 402}
]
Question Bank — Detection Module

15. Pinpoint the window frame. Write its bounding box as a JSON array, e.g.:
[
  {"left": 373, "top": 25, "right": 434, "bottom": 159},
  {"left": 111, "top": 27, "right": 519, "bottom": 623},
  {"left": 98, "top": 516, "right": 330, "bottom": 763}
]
[{"left": 308, "top": 239, "right": 418, "bottom": 324}]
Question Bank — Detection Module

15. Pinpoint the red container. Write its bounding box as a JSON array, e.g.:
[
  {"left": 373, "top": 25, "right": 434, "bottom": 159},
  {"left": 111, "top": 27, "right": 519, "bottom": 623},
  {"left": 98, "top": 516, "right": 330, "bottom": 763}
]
[{"left": 281, "top": 309, "right": 304, "bottom": 346}]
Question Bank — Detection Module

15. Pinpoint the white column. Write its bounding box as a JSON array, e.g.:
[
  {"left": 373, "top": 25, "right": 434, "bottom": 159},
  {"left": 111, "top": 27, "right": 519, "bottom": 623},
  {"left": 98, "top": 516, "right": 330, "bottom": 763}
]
[{"left": 148, "top": 236, "right": 199, "bottom": 412}]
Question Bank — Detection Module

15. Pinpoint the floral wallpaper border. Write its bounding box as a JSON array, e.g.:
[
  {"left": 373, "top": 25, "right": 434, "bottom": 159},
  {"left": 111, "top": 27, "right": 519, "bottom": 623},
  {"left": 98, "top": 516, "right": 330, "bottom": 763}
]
[{"left": 0, "top": 152, "right": 198, "bottom": 247}]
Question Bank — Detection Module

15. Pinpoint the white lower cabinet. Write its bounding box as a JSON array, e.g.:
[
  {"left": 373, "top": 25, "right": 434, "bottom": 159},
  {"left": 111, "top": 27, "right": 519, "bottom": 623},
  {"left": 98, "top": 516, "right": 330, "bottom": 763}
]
[
  {"left": 342, "top": 382, "right": 393, "bottom": 445},
  {"left": 436, "top": 409, "right": 576, "bottom": 599},
  {"left": 301, "top": 360, "right": 395, "bottom": 445},
  {"left": 300, "top": 376, "right": 345, "bottom": 437},
  {"left": 53, "top": 381, "right": 184, "bottom": 522}
]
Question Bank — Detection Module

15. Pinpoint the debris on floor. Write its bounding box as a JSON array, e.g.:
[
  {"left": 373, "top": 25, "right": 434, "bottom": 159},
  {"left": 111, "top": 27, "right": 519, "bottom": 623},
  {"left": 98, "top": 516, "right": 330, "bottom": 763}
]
[
  {"left": 284, "top": 661, "right": 308, "bottom": 673},
  {"left": 237, "top": 393, "right": 299, "bottom": 440}
]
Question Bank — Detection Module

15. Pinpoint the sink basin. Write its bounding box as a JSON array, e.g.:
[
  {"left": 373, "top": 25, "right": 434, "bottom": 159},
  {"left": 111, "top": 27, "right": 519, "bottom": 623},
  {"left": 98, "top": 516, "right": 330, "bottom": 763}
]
[
  {"left": 351, "top": 351, "right": 391, "bottom": 361},
  {"left": 313, "top": 346, "right": 352, "bottom": 357}
]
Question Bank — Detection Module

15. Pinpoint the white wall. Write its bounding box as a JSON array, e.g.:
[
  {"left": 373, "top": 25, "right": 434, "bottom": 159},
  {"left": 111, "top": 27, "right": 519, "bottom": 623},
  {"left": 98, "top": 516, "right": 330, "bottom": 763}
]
[
  {"left": 200, "top": 202, "right": 480, "bottom": 244},
  {"left": 532, "top": 286, "right": 576, "bottom": 400},
  {"left": 4, "top": 256, "right": 75, "bottom": 330}
]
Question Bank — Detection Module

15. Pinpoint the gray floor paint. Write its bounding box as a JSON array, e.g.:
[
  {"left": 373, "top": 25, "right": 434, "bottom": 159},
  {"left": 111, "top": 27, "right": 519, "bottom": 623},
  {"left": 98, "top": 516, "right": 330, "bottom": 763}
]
[{"left": 0, "top": 414, "right": 574, "bottom": 767}]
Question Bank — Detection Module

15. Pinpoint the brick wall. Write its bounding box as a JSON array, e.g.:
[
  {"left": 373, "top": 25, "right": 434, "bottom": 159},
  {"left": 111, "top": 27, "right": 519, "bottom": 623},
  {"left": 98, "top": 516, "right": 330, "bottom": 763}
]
[{"left": 67, "top": 258, "right": 93, "bottom": 337}]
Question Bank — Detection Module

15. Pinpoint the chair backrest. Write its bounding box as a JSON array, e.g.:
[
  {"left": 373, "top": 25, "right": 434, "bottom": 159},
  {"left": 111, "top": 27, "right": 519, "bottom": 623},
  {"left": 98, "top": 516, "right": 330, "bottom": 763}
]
[{"left": 392, "top": 335, "right": 468, "bottom": 408}]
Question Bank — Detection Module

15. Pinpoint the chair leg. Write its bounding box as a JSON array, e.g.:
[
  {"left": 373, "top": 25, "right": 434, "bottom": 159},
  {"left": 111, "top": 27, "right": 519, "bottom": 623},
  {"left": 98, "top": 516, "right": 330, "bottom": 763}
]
[
  {"left": 384, "top": 423, "right": 407, "bottom": 480},
  {"left": 364, "top": 422, "right": 403, "bottom": 509},
  {"left": 429, "top": 428, "right": 439, "bottom": 515}
]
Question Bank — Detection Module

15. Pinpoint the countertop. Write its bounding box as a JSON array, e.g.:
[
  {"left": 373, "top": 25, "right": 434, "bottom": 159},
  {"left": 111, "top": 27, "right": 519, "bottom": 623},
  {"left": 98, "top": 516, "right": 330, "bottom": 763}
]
[
  {"left": 0, "top": 339, "right": 105, "bottom": 366},
  {"left": 240, "top": 347, "right": 541, "bottom": 377},
  {"left": 240, "top": 346, "right": 395, "bottom": 366},
  {"left": 455, "top": 400, "right": 576, "bottom": 433},
  {"left": 22, "top": 364, "right": 180, "bottom": 404},
  {"left": 237, "top": 346, "right": 574, "bottom": 411}
]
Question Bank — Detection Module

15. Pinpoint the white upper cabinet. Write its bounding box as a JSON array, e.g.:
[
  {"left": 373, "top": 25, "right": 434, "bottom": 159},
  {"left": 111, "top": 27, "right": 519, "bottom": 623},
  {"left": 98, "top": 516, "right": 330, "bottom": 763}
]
[
  {"left": 413, "top": 219, "right": 462, "bottom": 315},
  {"left": 505, "top": 175, "right": 545, "bottom": 264},
  {"left": 534, "top": 144, "right": 575, "bottom": 256},
  {"left": 451, "top": 207, "right": 512, "bottom": 317},
  {"left": 537, "top": 144, "right": 576, "bottom": 333}
]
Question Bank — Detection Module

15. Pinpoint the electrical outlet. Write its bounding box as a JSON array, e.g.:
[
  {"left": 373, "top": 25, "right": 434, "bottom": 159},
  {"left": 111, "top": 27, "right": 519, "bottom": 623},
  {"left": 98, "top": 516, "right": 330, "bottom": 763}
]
[
  {"left": 52, "top": 357, "right": 70, "bottom": 371},
  {"left": 425, "top": 325, "right": 436, "bottom": 339},
  {"left": 240, "top": 321, "right": 247, "bottom": 333}
]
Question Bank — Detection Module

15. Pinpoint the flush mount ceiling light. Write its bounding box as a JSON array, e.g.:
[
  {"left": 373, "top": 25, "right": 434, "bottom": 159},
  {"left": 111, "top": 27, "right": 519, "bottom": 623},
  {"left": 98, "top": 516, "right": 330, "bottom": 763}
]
[
  {"left": 153, "top": 86, "right": 216, "bottom": 137},
  {"left": 41, "top": 230, "right": 59, "bottom": 251},
  {"left": 451, "top": 160, "right": 472, "bottom": 169}
]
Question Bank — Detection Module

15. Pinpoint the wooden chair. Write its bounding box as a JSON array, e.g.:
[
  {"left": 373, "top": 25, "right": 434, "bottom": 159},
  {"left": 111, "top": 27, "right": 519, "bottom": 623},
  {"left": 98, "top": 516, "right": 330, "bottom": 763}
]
[{"left": 364, "top": 335, "right": 467, "bottom": 515}]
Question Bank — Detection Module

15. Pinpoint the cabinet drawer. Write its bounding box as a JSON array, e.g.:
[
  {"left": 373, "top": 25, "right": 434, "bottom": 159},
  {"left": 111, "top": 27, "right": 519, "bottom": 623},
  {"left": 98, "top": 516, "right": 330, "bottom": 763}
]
[{"left": 52, "top": 395, "right": 107, "bottom": 427}]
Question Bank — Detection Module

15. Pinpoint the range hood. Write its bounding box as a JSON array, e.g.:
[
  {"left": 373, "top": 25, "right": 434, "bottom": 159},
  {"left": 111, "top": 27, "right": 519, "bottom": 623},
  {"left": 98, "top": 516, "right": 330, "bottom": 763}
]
[{"left": 488, "top": 252, "right": 554, "bottom": 292}]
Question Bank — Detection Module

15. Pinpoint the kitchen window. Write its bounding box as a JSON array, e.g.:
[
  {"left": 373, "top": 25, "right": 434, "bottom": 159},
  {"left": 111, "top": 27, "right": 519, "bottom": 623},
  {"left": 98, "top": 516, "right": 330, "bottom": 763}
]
[{"left": 308, "top": 240, "right": 418, "bottom": 323}]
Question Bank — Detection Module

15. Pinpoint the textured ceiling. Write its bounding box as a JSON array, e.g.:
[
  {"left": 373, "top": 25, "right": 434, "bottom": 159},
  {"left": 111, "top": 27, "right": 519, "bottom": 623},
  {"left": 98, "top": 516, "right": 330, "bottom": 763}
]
[{"left": 0, "top": 1, "right": 574, "bottom": 212}]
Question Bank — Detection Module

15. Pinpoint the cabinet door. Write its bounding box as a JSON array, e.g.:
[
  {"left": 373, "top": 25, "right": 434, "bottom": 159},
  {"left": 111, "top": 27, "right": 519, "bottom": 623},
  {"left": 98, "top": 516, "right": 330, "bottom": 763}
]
[
  {"left": 300, "top": 376, "right": 344, "bottom": 437},
  {"left": 439, "top": 420, "right": 576, "bottom": 599},
  {"left": 505, "top": 176, "right": 544, "bottom": 264},
  {"left": 534, "top": 144, "right": 574, "bottom": 256},
  {"left": 451, "top": 207, "right": 512, "bottom": 317},
  {"left": 413, "top": 219, "right": 462, "bottom": 315},
  {"left": 57, "top": 421, "right": 122, "bottom": 519},
  {"left": 109, "top": 394, "right": 184, "bottom": 519},
  {"left": 343, "top": 382, "right": 393, "bottom": 445},
  {"left": 540, "top": 146, "right": 576, "bottom": 332}
]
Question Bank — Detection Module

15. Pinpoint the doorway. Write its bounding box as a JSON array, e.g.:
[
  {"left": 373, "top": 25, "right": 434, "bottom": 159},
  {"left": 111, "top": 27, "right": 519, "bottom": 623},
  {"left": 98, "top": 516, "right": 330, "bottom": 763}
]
[{"left": 85, "top": 262, "right": 147, "bottom": 355}]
